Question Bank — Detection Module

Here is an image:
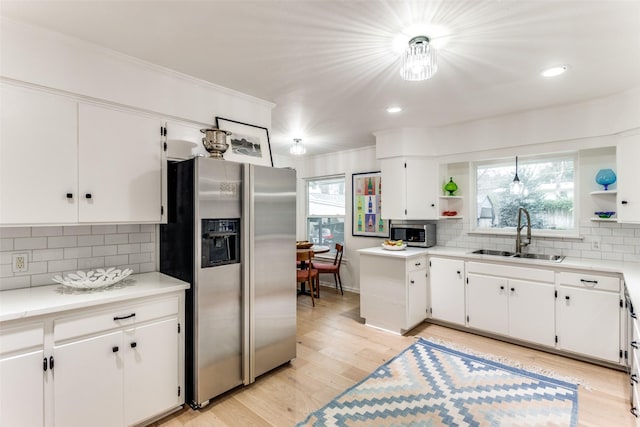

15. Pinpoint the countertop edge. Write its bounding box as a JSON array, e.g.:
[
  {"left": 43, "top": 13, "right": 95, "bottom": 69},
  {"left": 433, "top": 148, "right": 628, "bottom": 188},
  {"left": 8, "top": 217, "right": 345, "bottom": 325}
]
[{"left": 0, "top": 272, "right": 190, "bottom": 323}]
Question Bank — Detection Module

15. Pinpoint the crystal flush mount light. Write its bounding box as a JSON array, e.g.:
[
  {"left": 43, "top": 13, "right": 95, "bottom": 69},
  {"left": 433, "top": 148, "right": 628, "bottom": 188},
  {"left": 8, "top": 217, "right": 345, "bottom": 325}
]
[
  {"left": 289, "top": 138, "right": 306, "bottom": 155},
  {"left": 400, "top": 35, "right": 438, "bottom": 81}
]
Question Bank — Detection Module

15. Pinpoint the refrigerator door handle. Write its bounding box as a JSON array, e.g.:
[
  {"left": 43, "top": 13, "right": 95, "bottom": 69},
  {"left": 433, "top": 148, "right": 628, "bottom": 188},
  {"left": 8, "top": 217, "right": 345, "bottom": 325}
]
[{"left": 242, "top": 164, "right": 255, "bottom": 385}]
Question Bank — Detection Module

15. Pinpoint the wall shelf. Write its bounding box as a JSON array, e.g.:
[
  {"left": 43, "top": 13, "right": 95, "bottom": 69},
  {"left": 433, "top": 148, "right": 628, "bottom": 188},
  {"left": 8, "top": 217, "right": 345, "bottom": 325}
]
[
  {"left": 439, "top": 196, "right": 463, "bottom": 199},
  {"left": 589, "top": 190, "right": 617, "bottom": 196},
  {"left": 438, "top": 215, "right": 464, "bottom": 220},
  {"left": 590, "top": 217, "right": 618, "bottom": 222}
]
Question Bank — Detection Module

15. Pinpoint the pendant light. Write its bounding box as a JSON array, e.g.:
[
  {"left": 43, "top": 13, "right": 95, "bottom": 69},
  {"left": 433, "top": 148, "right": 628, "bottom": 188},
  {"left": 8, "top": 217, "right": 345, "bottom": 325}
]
[{"left": 510, "top": 156, "right": 524, "bottom": 195}]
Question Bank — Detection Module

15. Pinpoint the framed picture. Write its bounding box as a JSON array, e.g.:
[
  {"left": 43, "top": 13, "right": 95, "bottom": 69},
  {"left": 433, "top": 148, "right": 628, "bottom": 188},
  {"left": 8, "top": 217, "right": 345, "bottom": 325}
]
[
  {"left": 352, "top": 171, "right": 389, "bottom": 237},
  {"left": 215, "top": 117, "right": 273, "bottom": 167}
]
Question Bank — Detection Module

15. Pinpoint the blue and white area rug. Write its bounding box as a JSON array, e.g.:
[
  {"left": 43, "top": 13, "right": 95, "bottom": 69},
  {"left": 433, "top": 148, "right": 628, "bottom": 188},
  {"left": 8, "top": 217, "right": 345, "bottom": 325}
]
[{"left": 296, "top": 338, "right": 578, "bottom": 427}]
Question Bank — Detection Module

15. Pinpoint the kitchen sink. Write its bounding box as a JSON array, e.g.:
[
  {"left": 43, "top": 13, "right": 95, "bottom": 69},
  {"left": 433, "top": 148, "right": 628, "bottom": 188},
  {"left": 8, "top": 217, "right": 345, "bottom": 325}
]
[
  {"left": 512, "top": 253, "right": 565, "bottom": 262},
  {"left": 470, "top": 249, "right": 564, "bottom": 263},
  {"left": 471, "top": 249, "right": 515, "bottom": 257}
]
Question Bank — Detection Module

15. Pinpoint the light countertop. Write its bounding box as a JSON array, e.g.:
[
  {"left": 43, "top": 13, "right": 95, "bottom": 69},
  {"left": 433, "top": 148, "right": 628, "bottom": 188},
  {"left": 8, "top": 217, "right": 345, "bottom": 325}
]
[
  {"left": 0, "top": 272, "right": 190, "bottom": 323},
  {"left": 359, "top": 245, "right": 640, "bottom": 309}
]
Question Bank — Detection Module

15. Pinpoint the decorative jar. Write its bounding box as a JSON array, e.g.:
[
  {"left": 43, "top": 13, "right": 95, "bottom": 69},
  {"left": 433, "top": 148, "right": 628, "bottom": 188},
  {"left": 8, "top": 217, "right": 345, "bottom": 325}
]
[
  {"left": 595, "top": 169, "right": 616, "bottom": 190},
  {"left": 444, "top": 177, "right": 458, "bottom": 196}
]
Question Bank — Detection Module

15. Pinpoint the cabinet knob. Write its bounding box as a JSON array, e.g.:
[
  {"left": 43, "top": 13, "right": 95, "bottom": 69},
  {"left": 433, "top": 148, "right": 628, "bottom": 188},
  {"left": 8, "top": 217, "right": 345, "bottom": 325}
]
[
  {"left": 500, "top": 286, "right": 505, "bottom": 290},
  {"left": 430, "top": 203, "right": 435, "bottom": 207},
  {"left": 510, "top": 287, "right": 515, "bottom": 292},
  {"left": 456, "top": 270, "right": 461, "bottom": 274},
  {"left": 112, "top": 346, "right": 119, "bottom": 353},
  {"left": 565, "top": 295, "right": 571, "bottom": 301},
  {"left": 85, "top": 193, "right": 92, "bottom": 199},
  {"left": 622, "top": 200, "right": 629, "bottom": 205},
  {"left": 130, "top": 342, "right": 137, "bottom": 349},
  {"left": 410, "top": 280, "right": 415, "bottom": 284},
  {"left": 43, "top": 357, "right": 48, "bottom": 372},
  {"left": 415, "top": 262, "right": 421, "bottom": 266},
  {"left": 66, "top": 193, "right": 73, "bottom": 199},
  {"left": 49, "top": 356, "right": 54, "bottom": 370}
]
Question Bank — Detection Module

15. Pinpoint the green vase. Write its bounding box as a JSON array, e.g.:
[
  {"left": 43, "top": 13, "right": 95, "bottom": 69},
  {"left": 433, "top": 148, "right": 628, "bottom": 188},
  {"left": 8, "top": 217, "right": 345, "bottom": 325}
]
[{"left": 444, "top": 177, "right": 458, "bottom": 196}]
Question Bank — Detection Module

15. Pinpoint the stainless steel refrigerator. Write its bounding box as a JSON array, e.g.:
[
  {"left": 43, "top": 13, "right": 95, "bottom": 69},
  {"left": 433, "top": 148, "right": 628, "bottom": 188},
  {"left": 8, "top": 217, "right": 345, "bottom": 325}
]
[{"left": 159, "top": 157, "right": 296, "bottom": 408}]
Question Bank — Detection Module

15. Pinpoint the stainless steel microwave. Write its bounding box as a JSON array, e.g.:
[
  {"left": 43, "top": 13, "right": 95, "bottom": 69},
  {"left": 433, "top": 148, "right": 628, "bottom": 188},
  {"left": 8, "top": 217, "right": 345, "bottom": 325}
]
[{"left": 389, "top": 223, "right": 436, "bottom": 248}]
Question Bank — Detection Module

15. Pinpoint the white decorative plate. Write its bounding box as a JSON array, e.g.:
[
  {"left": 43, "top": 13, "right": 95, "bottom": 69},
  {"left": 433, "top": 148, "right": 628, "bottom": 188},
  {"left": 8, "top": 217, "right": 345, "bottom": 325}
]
[
  {"left": 52, "top": 268, "right": 133, "bottom": 290},
  {"left": 382, "top": 243, "right": 408, "bottom": 251}
]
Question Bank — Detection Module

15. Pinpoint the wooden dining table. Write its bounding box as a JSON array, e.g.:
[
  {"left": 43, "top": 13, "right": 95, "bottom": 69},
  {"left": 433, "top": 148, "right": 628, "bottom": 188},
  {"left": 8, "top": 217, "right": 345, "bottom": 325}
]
[{"left": 296, "top": 245, "right": 330, "bottom": 296}]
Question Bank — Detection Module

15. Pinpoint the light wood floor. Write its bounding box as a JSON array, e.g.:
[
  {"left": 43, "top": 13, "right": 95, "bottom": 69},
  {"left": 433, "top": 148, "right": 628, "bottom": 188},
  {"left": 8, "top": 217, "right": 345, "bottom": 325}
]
[{"left": 154, "top": 286, "right": 635, "bottom": 427}]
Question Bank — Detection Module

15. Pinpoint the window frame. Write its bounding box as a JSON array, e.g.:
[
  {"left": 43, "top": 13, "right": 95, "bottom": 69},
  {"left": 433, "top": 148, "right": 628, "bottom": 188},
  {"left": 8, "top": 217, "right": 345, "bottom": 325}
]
[
  {"left": 470, "top": 152, "right": 580, "bottom": 238},
  {"left": 305, "top": 174, "right": 346, "bottom": 252}
]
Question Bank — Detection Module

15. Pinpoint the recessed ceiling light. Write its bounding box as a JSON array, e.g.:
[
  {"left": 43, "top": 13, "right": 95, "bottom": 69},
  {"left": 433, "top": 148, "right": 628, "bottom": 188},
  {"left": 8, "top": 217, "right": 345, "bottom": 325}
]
[
  {"left": 541, "top": 66, "right": 568, "bottom": 77},
  {"left": 386, "top": 106, "right": 402, "bottom": 113}
]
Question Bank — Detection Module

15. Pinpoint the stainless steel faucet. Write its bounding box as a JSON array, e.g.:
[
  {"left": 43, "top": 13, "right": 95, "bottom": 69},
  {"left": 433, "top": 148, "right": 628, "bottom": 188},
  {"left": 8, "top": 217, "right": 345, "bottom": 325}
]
[{"left": 515, "top": 207, "right": 531, "bottom": 253}]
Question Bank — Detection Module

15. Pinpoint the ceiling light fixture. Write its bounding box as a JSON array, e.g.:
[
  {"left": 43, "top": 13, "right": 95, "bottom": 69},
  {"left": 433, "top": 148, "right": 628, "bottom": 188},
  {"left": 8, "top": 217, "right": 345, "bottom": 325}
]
[
  {"left": 386, "top": 106, "right": 402, "bottom": 113},
  {"left": 541, "top": 65, "right": 568, "bottom": 77},
  {"left": 510, "top": 156, "right": 524, "bottom": 195},
  {"left": 289, "top": 138, "right": 306, "bottom": 155},
  {"left": 400, "top": 35, "right": 437, "bottom": 81}
]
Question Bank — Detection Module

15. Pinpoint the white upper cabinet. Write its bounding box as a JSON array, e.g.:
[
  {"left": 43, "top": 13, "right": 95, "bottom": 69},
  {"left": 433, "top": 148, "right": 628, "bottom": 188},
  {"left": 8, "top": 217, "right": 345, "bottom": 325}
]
[
  {"left": 617, "top": 134, "right": 640, "bottom": 223},
  {"left": 381, "top": 157, "right": 438, "bottom": 220},
  {"left": 78, "top": 103, "right": 163, "bottom": 223},
  {"left": 0, "top": 84, "right": 78, "bottom": 225},
  {"left": 0, "top": 82, "right": 165, "bottom": 226},
  {"left": 165, "top": 120, "right": 209, "bottom": 160}
]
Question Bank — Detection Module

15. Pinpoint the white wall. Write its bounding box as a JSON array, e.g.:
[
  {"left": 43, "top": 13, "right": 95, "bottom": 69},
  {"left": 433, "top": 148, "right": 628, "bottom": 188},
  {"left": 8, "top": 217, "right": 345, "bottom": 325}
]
[{"left": 291, "top": 146, "right": 384, "bottom": 293}]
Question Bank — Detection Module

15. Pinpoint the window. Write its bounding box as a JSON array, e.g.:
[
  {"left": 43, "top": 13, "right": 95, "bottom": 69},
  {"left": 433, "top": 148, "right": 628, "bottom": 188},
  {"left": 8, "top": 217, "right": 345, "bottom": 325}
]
[
  {"left": 474, "top": 155, "right": 576, "bottom": 234},
  {"left": 307, "top": 176, "right": 345, "bottom": 253}
]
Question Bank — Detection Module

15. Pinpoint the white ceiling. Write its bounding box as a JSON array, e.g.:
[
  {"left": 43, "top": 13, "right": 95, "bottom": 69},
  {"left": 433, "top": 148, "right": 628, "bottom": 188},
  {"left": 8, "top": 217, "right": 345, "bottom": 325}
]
[{"left": 2, "top": 1, "right": 640, "bottom": 156}]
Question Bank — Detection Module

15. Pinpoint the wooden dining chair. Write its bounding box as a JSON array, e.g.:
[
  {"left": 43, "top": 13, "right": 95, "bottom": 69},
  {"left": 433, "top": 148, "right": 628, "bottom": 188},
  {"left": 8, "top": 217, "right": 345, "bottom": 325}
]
[
  {"left": 313, "top": 243, "right": 344, "bottom": 296},
  {"left": 296, "top": 250, "right": 318, "bottom": 307}
]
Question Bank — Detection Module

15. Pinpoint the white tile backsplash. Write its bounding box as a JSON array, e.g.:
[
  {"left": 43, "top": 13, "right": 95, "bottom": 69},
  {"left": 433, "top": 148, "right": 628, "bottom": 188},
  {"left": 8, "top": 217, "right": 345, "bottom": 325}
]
[
  {"left": 0, "top": 224, "right": 157, "bottom": 291},
  {"left": 437, "top": 220, "right": 640, "bottom": 260}
]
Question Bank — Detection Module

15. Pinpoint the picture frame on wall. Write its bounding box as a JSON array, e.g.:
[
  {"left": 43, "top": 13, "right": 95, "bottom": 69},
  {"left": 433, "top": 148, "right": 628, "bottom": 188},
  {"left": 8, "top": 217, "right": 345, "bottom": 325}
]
[
  {"left": 215, "top": 117, "right": 273, "bottom": 167},
  {"left": 352, "top": 171, "right": 389, "bottom": 237}
]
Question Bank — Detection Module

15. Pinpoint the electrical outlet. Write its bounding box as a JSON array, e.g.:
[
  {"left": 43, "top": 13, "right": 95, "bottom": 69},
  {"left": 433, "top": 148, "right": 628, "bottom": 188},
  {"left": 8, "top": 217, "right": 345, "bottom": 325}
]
[
  {"left": 12, "top": 253, "right": 28, "bottom": 273},
  {"left": 591, "top": 240, "right": 600, "bottom": 250}
]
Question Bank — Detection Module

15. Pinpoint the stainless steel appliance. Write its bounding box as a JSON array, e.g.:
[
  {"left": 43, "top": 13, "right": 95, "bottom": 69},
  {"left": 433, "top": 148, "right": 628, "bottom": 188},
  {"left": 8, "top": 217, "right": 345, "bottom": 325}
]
[
  {"left": 389, "top": 222, "right": 437, "bottom": 247},
  {"left": 160, "top": 157, "right": 296, "bottom": 408}
]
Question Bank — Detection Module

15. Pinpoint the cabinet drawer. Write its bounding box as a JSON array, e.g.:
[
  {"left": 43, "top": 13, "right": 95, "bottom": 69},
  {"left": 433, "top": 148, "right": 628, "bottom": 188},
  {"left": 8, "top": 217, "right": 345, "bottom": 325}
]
[
  {"left": 466, "top": 262, "right": 554, "bottom": 283},
  {"left": 558, "top": 271, "right": 620, "bottom": 292},
  {"left": 407, "top": 256, "right": 428, "bottom": 272},
  {"left": 0, "top": 323, "right": 44, "bottom": 355},
  {"left": 54, "top": 296, "right": 179, "bottom": 342}
]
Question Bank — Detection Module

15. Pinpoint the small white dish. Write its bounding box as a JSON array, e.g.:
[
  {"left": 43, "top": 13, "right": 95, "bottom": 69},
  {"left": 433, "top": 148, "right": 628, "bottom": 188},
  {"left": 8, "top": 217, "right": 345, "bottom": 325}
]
[
  {"left": 52, "top": 267, "right": 133, "bottom": 290},
  {"left": 382, "top": 243, "right": 407, "bottom": 251}
]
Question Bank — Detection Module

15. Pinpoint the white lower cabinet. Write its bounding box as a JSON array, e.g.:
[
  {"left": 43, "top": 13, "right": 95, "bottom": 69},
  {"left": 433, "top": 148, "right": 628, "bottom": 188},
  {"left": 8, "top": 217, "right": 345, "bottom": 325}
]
[
  {"left": 466, "top": 273, "right": 555, "bottom": 347},
  {"left": 124, "top": 318, "right": 179, "bottom": 426},
  {"left": 360, "top": 253, "right": 428, "bottom": 334},
  {"left": 54, "top": 330, "right": 124, "bottom": 427},
  {"left": 429, "top": 257, "right": 466, "bottom": 326},
  {"left": 0, "top": 323, "right": 45, "bottom": 427},
  {"left": 556, "top": 271, "right": 622, "bottom": 363},
  {"left": 0, "top": 292, "right": 183, "bottom": 427}
]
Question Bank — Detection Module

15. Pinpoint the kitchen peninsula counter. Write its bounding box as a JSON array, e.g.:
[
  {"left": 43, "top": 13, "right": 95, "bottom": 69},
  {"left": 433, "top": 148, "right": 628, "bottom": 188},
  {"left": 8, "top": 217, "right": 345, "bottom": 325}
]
[{"left": 0, "top": 272, "right": 189, "bottom": 322}]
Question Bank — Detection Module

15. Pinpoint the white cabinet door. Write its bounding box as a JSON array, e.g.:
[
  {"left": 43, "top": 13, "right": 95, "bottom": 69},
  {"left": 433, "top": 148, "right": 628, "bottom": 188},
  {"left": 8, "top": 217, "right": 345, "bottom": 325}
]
[
  {"left": 165, "top": 120, "right": 208, "bottom": 160},
  {"left": 617, "top": 134, "right": 640, "bottom": 223},
  {"left": 509, "top": 279, "right": 555, "bottom": 347},
  {"left": 429, "top": 257, "right": 465, "bottom": 325},
  {"left": 0, "top": 349, "right": 44, "bottom": 427},
  {"left": 406, "top": 157, "right": 438, "bottom": 220},
  {"left": 380, "top": 157, "right": 407, "bottom": 220},
  {"left": 54, "top": 331, "right": 124, "bottom": 427},
  {"left": 0, "top": 84, "right": 78, "bottom": 225},
  {"left": 557, "top": 285, "right": 621, "bottom": 363},
  {"left": 407, "top": 268, "right": 428, "bottom": 329},
  {"left": 466, "top": 273, "right": 508, "bottom": 335},
  {"left": 78, "top": 103, "right": 163, "bottom": 223},
  {"left": 124, "top": 318, "right": 179, "bottom": 427}
]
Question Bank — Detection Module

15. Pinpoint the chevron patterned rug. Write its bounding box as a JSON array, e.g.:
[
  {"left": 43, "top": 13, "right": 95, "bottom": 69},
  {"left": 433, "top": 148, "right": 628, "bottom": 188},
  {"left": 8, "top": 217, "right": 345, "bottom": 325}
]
[{"left": 296, "top": 338, "right": 578, "bottom": 427}]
